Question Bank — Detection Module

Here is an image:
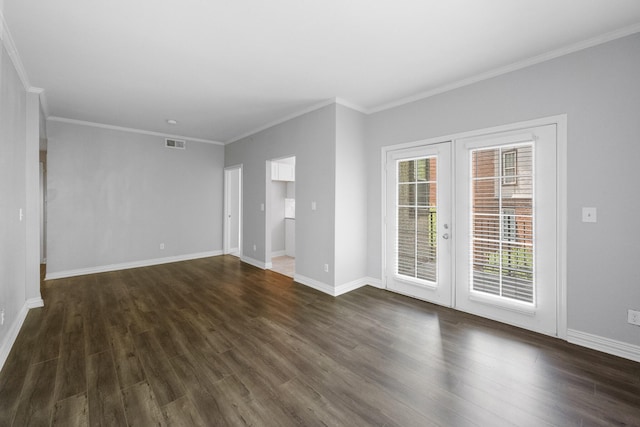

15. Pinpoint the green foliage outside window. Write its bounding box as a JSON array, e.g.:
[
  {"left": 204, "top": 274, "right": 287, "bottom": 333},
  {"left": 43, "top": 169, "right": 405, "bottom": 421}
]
[{"left": 485, "top": 247, "right": 533, "bottom": 280}]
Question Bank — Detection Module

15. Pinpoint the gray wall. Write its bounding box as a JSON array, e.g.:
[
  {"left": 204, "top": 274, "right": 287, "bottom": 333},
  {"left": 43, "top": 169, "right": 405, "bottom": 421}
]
[
  {"left": 270, "top": 180, "right": 287, "bottom": 254},
  {"left": 365, "top": 33, "right": 640, "bottom": 346},
  {"left": 0, "top": 39, "right": 41, "bottom": 366},
  {"left": 227, "top": 167, "right": 240, "bottom": 253},
  {"left": 0, "top": 42, "right": 27, "bottom": 356},
  {"left": 335, "top": 105, "right": 368, "bottom": 285},
  {"left": 226, "top": 104, "right": 368, "bottom": 289},
  {"left": 46, "top": 121, "right": 225, "bottom": 275},
  {"left": 225, "top": 104, "right": 336, "bottom": 286}
]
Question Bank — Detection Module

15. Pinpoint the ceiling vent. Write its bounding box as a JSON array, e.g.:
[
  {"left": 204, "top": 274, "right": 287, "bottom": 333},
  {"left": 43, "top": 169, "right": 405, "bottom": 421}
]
[{"left": 165, "top": 138, "right": 186, "bottom": 149}]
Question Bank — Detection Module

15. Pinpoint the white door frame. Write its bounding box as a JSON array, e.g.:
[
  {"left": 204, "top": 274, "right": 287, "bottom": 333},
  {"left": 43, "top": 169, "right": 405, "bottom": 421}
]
[
  {"left": 265, "top": 156, "right": 295, "bottom": 270},
  {"left": 40, "top": 161, "right": 46, "bottom": 263},
  {"left": 381, "top": 115, "right": 567, "bottom": 338},
  {"left": 223, "top": 165, "right": 243, "bottom": 256}
]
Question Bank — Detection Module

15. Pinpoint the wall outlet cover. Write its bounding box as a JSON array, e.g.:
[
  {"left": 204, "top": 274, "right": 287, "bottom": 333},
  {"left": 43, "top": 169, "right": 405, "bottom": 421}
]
[{"left": 582, "top": 207, "right": 597, "bottom": 223}]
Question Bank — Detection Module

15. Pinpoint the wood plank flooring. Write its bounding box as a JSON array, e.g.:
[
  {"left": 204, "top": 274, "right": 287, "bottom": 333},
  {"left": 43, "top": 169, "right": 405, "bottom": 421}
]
[{"left": 2, "top": 256, "right": 640, "bottom": 426}]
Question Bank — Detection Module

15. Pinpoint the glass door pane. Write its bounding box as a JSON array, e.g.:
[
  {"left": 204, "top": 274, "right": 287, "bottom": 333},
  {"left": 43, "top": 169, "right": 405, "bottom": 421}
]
[
  {"left": 386, "top": 142, "right": 452, "bottom": 307},
  {"left": 470, "top": 144, "right": 534, "bottom": 304},
  {"left": 455, "top": 124, "right": 557, "bottom": 336},
  {"left": 396, "top": 157, "right": 438, "bottom": 283}
]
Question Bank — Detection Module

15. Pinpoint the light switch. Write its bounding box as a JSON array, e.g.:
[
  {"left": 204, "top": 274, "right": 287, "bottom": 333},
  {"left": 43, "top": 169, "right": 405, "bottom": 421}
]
[
  {"left": 260, "top": 203, "right": 264, "bottom": 211},
  {"left": 582, "top": 207, "right": 597, "bottom": 223},
  {"left": 311, "top": 201, "right": 317, "bottom": 211}
]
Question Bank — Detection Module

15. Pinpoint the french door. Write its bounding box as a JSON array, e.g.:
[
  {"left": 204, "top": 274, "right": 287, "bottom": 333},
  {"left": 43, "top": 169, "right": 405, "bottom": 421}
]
[
  {"left": 386, "top": 124, "right": 558, "bottom": 336},
  {"left": 386, "top": 142, "right": 452, "bottom": 306},
  {"left": 455, "top": 125, "right": 557, "bottom": 335}
]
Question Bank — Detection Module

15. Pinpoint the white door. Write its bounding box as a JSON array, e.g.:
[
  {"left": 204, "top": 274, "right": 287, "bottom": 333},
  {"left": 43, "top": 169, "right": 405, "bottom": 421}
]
[
  {"left": 224, "top": 166, "right": 242, "bottom": 256},
  {"left": 455, "top": 125, "right": 558, "bottom": 336},
  {"left": 386, "top": 142, "right": 452, "bottom": 306},
  {"left": 385, "top": 124, "right": 559, "bottom": 336}
]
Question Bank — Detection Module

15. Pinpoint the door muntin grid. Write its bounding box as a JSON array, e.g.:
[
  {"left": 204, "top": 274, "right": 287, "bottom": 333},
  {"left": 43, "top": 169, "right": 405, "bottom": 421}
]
[
  {"left": 470, "top": 143, "right": 534, "bottom": 304},
  {"left": 396, "top": 156, "right": 438, "bottom": 284}
]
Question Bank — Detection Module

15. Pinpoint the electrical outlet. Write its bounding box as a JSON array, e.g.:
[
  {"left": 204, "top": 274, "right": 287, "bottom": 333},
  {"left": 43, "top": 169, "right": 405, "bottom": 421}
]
[
  {"left": 582, "top": 207, "right": 597, "bottom": 223},
  {"left": 628, "top": 309, "right": 640, "bottom": 326},
  {"left": 1, "top": 309, "right": 5, "bottom": 326},
  {"left": 253, "top": 244, "right": 257, "bottom": 252},
  {"left": 160, "top": 243, "right": 165, "bottom": 250},
  {"left": 323, "top": 264, "right": 329, "bottom": 273}
]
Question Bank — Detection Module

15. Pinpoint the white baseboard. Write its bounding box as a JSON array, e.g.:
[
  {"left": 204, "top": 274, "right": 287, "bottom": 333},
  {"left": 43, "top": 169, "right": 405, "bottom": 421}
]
[
  {"left": 293, "top": 275, "right": 384, "bottom": 297},
  {"left": 240, "top": 255, "right": 268, "bottom": 270},
  {"left": 45, "top": 250, "right": 223, "bottom": 280},
  {"left": 364, "top": 277, "right": 384, "bottom": 289},
  {"left": 335, "top": 277, "right": 385, "bottom": 296},
  {"left": 26, "top": 297, "right": 44, "bottom": 309},
  {"left": 0, "top": 301, "right": 31, "bottom": 373},
  {"left": 294, "top": 274, "right": 335, "bottom": 296},
  {"left": 271, "top": 250, "right": 286, "bottom": 257},
  {"left": 567, "top": 329, "right": 640, "bottom": 363},
  {"left": 334, "top": 278, "right": 368, "bottom": 296}
]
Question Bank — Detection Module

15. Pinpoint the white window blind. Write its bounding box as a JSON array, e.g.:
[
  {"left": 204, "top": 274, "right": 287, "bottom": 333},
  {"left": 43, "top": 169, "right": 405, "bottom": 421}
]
[
  {"left": 470, "top": 144, "right": 534, "bottom": 303},
  {"left": 396, "top": 157, "right": 438, "bottom": 282}
]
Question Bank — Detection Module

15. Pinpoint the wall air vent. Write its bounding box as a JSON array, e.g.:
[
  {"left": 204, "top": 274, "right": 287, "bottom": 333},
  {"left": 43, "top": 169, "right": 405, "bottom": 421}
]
[{"left": 165, "top": 138, "right": 186, "bottom": 149}]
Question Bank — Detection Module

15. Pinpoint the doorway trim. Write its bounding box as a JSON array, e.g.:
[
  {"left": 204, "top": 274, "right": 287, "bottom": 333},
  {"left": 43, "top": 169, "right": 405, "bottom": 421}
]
[
  {"left": 381, "top": 115, "right": 567, "bottom": 339},
  {"left": 223, "top": 164, "right": 243, "bottom": 257},
  {"left": 265, "top": 155, "right": 296, "bottom": 271}
]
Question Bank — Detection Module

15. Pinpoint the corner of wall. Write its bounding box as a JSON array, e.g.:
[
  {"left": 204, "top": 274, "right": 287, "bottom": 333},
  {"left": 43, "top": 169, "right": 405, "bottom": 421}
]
[{"left": 0, "top": 302, "right": 31, "bottom": 374}]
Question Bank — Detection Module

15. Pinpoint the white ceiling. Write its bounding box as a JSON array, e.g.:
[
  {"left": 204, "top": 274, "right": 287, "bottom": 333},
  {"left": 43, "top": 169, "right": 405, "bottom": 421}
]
[{"left": 4, "top": 0, "right": 640, "bottom": 144}]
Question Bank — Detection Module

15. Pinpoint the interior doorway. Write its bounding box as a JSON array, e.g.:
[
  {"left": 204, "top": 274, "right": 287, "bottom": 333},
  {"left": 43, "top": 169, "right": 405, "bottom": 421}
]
[
  {"left": 40, "top": 161, "right": 46, "bottom": 263},
  {"left": 267, "top": 156, "right": 295, "bottom": 277},
  {"left": 224, "top": 165, "right": 242, "bottom": 257}
]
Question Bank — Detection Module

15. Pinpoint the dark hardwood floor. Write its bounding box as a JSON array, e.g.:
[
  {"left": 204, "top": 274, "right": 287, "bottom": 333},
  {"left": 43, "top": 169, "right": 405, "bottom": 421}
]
[{"left": 1, "top": 256, "right": 640, "bottom": 426}]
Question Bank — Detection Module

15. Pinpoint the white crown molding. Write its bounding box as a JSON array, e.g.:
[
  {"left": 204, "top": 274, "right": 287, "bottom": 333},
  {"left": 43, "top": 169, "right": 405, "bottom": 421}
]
[
  {"left": 225, "top": 98, "right": 337, "bottom": 145},
  {"left": 226, "top": 24, "right": 640, "bottom": 142},
  {"left": 1, "top": 11, "right": 50, "bottom": 116},
  {"left": 47, "top": 116, "right": 224, "bottom": 145},
  {"left": 6, "top": 6, "right": 639, "bottom": 147},
  {"left": 225, "top": 97, "right": 370, "bottom": 145},
  {"left": 0, "top": 10, "right": 31, "bottom": 90},
  {"left": 369, "top": 23, "right": 640, "bottom": 114},
  {"left": 334, "top": 97, "right": 369, "bottom": 114}
]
